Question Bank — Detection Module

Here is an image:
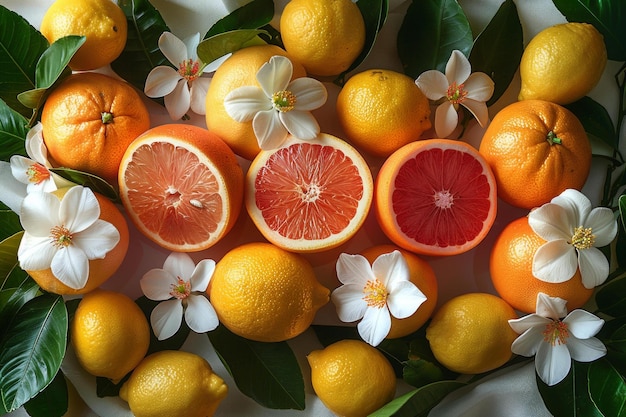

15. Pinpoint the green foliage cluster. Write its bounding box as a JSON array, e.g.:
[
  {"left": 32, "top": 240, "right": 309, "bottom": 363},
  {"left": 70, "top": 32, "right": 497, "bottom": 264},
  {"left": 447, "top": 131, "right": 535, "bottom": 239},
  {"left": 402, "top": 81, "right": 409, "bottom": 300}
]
[{"left": 0, "top": 0, "right": 625, "bottom": 416}]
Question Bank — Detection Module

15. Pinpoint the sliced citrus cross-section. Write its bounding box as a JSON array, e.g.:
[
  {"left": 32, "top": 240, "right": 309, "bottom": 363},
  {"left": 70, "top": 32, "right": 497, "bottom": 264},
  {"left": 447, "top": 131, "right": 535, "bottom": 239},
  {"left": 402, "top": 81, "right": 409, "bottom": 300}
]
[
  {"left": 375, "top": 139, "right": 497, "bottom": 256},
  {"left": 118, "top": 124, "right": 244, "bottom": 252},
  {"left": 245, "top": 133, "right": 373, "bottom": 253}
]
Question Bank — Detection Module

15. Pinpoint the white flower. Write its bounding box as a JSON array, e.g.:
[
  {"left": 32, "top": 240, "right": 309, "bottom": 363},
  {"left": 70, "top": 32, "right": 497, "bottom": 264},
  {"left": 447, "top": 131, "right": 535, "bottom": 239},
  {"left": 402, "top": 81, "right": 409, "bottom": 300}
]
[
  {"left": 140, "top": 252, "right": 219, "bottom": 340},
  {"left": 508, "top": 292, "right": 606, "bottom": 386},
  {"left": 223, "top": 55, "right": 328, "bottom": 150},
  {"left": 415, "top": 50, "right": 494, "bottom": 138},
  {"left": 17, "top": 186, "right": 121, "bottom": 289},
  {"left": 9, "top": 123, "right": 73, "bottom": 193},
  {"left": 144, "top": 32, "right": 216, "bottom": 120},
  {"left": 331, "top": 250, "right": 427, "bottom": 346},
  {"left": 528, "top": 189, "right": 618, "bottom": 289}
]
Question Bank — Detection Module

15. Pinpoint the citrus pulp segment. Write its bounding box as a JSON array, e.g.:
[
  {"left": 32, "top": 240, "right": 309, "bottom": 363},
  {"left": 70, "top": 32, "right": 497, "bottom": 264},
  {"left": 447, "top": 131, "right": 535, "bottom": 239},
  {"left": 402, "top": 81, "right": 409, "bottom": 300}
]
[
  {"left": 375, "top": 139, "right": 497, "bottom": 256},
  {"left": 245, "top": 133, "right": 373, "bottom": 253},
  {"left": 118, "top": 124, "right": 244, "bottom": 252}
]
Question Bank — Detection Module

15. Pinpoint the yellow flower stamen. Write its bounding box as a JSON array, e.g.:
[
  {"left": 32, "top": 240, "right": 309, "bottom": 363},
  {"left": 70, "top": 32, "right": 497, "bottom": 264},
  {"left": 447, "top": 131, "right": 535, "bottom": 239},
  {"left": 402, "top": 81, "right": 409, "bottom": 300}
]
[
  {"left": 363, "top": 279, "right": 389, "bottom": 309},
  {"left": 542, "top": 319, "right": 569, "bottom": 346},
  {"left": 446, "top": 82, "right": 468, "bottom": 104},
  {"left": 26, "top": 163, "right": 50, "bottom": 184},
  {"left": 571, "top": 226, "right": 595, "bottom": 249},
  {"left": 170, "top": 277, "right": 191, "bottom": 300},
  {"left": 272, "top": 90, "right": 296, "bottom": 112},
  {"left": 50, "top": 225, "right": 72, "bottom": 248},
  {"left": 178, "top": 58, "right": 201, "bottom": 82}
]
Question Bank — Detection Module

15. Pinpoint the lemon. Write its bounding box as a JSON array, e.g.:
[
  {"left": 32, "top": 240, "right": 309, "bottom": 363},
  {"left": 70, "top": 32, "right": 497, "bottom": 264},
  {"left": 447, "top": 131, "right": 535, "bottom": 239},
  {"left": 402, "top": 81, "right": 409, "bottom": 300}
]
[
  {"left": 308, "top": 339, "right": 396, "bottom": 417},
  {"left": 518, "top": 22, "right": 607, "bottom": 104},
  {"left": 119, "top": 350, "right": 228, "bottom": 417},
  {"left": 40, "top": 0, "right": 128, "bottom": 71},
  {"left": 209, "top": 242, "right": 330, "bottom": 342},
  {"left": 71, "top": 289, "right": 150, "bottom": 382},
  {"left": 280, "top": 0, "right": 366, "bottom": 76},
  {"left": 425, "top": 292, "right": 518, "bottom": 375}
]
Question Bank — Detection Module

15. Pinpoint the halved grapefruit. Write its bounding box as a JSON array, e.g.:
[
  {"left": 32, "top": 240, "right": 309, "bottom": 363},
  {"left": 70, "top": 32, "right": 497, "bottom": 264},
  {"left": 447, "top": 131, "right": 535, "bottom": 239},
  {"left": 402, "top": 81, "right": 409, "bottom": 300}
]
[
  {"left": 245, "top": 133, "right": 373, "bottom": 253},
  {"left": 375, "top": 139, "right": 497, "bottom": 256},
  {"left": 118, "top": 124, "right": 244, "bottom": 252}
]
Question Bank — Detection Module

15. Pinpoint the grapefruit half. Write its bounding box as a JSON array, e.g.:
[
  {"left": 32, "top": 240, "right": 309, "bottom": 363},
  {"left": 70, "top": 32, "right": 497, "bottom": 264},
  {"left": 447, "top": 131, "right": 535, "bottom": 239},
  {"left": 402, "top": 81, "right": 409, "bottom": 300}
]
[
  {"left": 375, "top": 139, "right": 497, "bottom": 256},
  {"left": 118, "top": 124, "right": 244, "bottom": 252},
  {"left": 245, "top": 133, "right": 373, "bottom": 253}
]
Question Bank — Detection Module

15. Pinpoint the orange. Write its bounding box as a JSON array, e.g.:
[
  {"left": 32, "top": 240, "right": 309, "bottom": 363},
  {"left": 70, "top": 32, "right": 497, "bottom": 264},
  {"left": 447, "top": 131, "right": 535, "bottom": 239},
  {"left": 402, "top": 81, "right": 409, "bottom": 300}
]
[
  {"left": 375, "top": 139, "right": 497, "bottom": 256},
  {"left": 279, "top": 0, "right": 366, "bottom": 76},
  {"left": 205, "top": 44, "right": 306, "bottom": 160},
  {"left": 118, "top": 124, "right": 244, "bottom": 252},
  {"left": 489, "top": 216, "right": 593, "bottom": 314},
  {"left": 478, "top": 99, "right": 591, "bottom": 210},
  {"left": 359, "top": 245, "right": 438, "bottom": 338},
  {"left": 336, "top": 69, "right": 431, "bottom": 158},
  {"left": 71, "top": 289, "right": 150, "bottom": 382},
  {"left": 245, "top": 133, "right": 373, "bottom": 253},
  {"left": 27, "top": 187, "right": 129, "bottom": 295},
  {"left": 209, "top": 242, "right": 330, "bottom": 342},
  {"left": 40, "top": 0, "right": 128, "bottom": 71},
  {"left": 41, "top": 72, "right": 150, "bottom": 185}
]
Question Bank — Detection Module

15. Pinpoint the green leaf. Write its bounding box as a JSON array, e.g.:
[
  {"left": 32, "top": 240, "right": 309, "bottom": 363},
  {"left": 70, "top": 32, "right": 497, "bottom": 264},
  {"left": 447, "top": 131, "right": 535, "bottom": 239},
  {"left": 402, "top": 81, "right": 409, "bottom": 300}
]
[
  {"left": 111, "top": 0, "right": 170, "bottom": 92},
  {"left": 0, "top": 5, "right": 48, "bottom": 118},
  {"left": 311, "top": 324, "right": 360, "bottom": 346},
  {"left": 0, "top": 203, "right": 22, "bottom": 240},
  {"left": 620, "top": 194, "right": 626, "bottom": 232},
  {"left": 551, "top": 0, "right": 626, "bottom": 61},
  {"left": 0, "top": 97, "right": 29, "bottom": 161},
  {"left": 589, "top": 357, "right": 626, "bottom": 417},
  {"left": 197, "top": 29, "right": 268, "bottom": 66},
  {"left": 565, "top": 96, "right": 618, "bottom": 150},
  {"left": 469, "top": 0, "right": 523, "bottom": 106},
  {"left": 369, "top": 380, "right": 466, "bottom": 417},
  {"left": 23, "top": 371, "right": 68, "bottom": 417},
  {"left": 403, "top": 359, "right": 445, "bottom": 388},
  {"left": 0, "top": 293, "right": 67, "bottom": 413},
  {"left": 397, "top": 0, "right": 473, "bottom": 78},
  {"left": 205, "top": 0, "right": 275, "bottom": 38},
  {"left": 208, "top": 325, "right": 305, "bottom": 410},
  {"left": 605, "top": 322, "right": 626, "bottom": 354},
  {"left": 49, "top": 168, "right": 118, "bottom": 202},
  {"left": 35, "top": 36, "right": 85, "bottom": 89},
  {"left": 595, "top": 276, "right": 626, "bottom": 318}
]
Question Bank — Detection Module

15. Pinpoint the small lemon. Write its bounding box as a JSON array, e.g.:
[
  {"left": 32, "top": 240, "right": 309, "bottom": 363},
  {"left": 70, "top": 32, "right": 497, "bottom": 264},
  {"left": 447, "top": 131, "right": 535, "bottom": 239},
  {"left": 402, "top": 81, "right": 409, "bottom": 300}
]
[
  {"left": 308, "top": 339, "right": 396, "bottom": 417},
  {"left": 426, "top": 292, "right": 518, "bottom": 375},
  {"left": 119, "top": 350, "right": 228, "bottom": 417},
  {"left": 518, "top": 22, "right": 607, "bottom": 104}
]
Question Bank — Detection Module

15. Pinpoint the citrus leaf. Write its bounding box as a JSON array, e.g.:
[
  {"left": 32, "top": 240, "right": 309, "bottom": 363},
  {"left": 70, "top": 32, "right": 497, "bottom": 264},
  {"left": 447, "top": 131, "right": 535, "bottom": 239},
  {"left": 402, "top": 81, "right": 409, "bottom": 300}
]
[
  {"left": 111, "top": 0, "right": 170, "bottom": 92},
  {"left": 565, "top": 96, "right": 617, "bottom": 150},
  {"left": 589, "top": 357, "right": 626, "bottom": 417},
  {"left": 35, "top": 35, "right": 85, "bottom": 90},
  {"left": 403, "top": 359, "right": 445, "bottom": 388},
  {"left": 0, "top": 203, "right": 22, "bottom": 240},
  {"left": 551, "top": 0, "right": 626, "bottom": 61},
  {"left": 620, "top": 194, "right": 626, "bottom": 232},
  {"left": 0, "top": 97, "right": 29, "bottom": 161},
  {"left": 49, "top": 168, "right": 117, "bottom": 202},
  {"left": 605, "top": 322, "right": 626, "bottom": 354},
  {"left": 23, "top": 371, "right": 68, "bottom": 417},
  {"left": 205, "top": 0, "right": 274, "bottom": 38},
  {"left": 0, "top": 293, "right": 67, "bottom": 413},
  {"left": 397, "top": 0, "right": 473, "bottom": 78},
  {"left": 595, "top": 276, "right": 626, "bottom": 318},
  {"left": 0, "top": 5, "right": 48, "bottom": 118},
  {"left": 197, "top": 29, "right": 268, "bottom": 66},
  {"left": 369, "top": 380, "right": 466, "bottom": 417},
  {"left": 208, "top": 325, "right": 305, "bottom": 410},
  {"left": 469, "top": 0, "right": 523, "bottom": 106}
]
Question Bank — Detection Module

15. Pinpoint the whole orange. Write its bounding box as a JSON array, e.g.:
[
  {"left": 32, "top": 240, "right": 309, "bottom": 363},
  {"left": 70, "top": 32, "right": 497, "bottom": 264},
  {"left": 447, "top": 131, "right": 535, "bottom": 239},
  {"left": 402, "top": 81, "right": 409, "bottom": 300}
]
[
  {"left": 490, "top": 216, "right": 593, "bottom": 314},
  {"left": 41, "top": 72, "right": 150, "bottom": 185},
  {"left": 478, "top": 99, "right": 591, "bottom": 210}
]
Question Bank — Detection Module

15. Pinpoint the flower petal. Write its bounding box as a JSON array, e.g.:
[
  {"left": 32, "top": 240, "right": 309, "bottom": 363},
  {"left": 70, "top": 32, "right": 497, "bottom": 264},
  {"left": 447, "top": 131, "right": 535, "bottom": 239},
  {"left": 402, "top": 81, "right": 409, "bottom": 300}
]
[
  {"left": 257, "top": 55, "right": 292, "bottom": 97},
  {"left": 150, "top": 299, "right": 183, "bottom": 340},
  {"left": 387, "top": 280, "right": 425, "bottom": 319},
  {"left": 509, "top": 314, "right": 551, "bottom": 335},
  {"left": 532, "top": 240, "right": 578, "bottom": 283},
  {"left": 59, "top": 186, "right": 99, "bottom": 233},
  {"left": 72, "top": 220, "right": 120, "bottom": 259},
  {"left": 463, "top": 72, "right": 494, "bottom": 101},
  {"left": 25, "top": 123, "right": 48, "bottom": 165},
  {"left": 279, "top": 111, "right": 319, "bottom": 140},
  {"left": 159, "top": 32, "right": 188, "bottom": 66},
  {"left": 563, "top": 310, "right": 604, "bottom": 339},
  {"left": 434, "top": 101, "right": 459, "bottom": 138},
  {"left": 510, "top": 326, "right": 545, "bottom": 356},
  {"left": 535, "top": 341, "right": 571, "bottom": 386},
  {"left": 551, "top": 189, "right": 591, "bottom": 223},
  {"left": 224, "top": 86, "right": 269, "bottom": 122},
  {"left": 164, "top": 79, "right": 191, "bottom": 120},
  {"left": 331, "top": 284, "right": 368, "bottom": 322},
  {"left": 0, "top": 161, "right": 28, "bottom": 214},
  {"left": 357, "top": 306, "right": 391, "bottom": 346},
  {"left": 372, "top": 250, "right": 409, "bottom": 287},
  {"left": 18, "top": 232, "right": 57, "bottom": 271},
  {"left": 336, "top": 253, "right": 376, "bottom": 286},
  {"left": 182, "top": 32, "right": 201, "bottom": 61},
  {"left": 535, "top": 293, "right": 568, "bottom": 319},
  {"left": 10, "top": 155, "right": 36, "bottom": 185},
  {"left": 528, "top": 203, "right": 573, "bottom": 241},
  {"left": 566, "top": 337, "right": 606, "bottom": 362},
  {"left": 586, "top": 207, "right": 618, "bottom": 247},
  {"left": 190, "top": 77, "right": 211, "bottom": 115},
  {"left": 190, "top": 259, "right": 215, "bottom": 292},
  {"left": 289, "top": 78, "right": 328, "bottom": 111},
  {"left": 185, "top": 295, "right": 219, "bottom": 333},
  {"left": 20, "top": 191, "right": 59, "bottom": 235},
  {"left": 253, "top": 110, "right": 289, "bottom": 150},
  {"left": 163, "top": 252, "right": 196, "bottom": 279},
  {"left": 141, "top": 269, "right": 176, "bottom": 300},
  {"left": 460, "top": 98, "right": 490, "bottom": 127},
  {"left": 577, "top": 248, "right": 610, "bottom": 288},
  {"left": 415, "top": 70, "right": 448, "bottom": 100},
  {"left": 445, "top": 50, "right": 471, "bottom": 85},
  {"left": 144, "top": 66, "right": 181, "bottom": 98},
  {"left": 51, "top": 245, "right": 89, "bottom": 289}
]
